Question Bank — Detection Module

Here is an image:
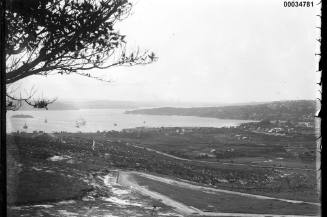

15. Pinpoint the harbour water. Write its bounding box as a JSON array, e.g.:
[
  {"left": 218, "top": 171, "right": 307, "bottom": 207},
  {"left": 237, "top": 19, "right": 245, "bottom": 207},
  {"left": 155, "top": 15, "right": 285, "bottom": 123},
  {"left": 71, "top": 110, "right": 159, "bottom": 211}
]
[{"left": 7, "top": 108, "right": 253, "bottom": 133}]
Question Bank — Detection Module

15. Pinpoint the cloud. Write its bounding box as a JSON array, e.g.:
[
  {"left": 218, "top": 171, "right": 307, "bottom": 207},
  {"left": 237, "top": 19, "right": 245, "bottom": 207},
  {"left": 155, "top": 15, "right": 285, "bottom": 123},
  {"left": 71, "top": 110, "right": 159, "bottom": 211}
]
[{"left": 18, "top": 0, "right": 319, "bottom": 103}]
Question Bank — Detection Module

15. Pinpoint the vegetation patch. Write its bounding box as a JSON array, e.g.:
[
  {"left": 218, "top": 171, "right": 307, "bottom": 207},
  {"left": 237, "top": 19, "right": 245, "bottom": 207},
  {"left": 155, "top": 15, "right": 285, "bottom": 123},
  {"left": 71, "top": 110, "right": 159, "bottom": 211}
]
[{"left": 7, "top": 170, "right": 92, "bottom": 205}]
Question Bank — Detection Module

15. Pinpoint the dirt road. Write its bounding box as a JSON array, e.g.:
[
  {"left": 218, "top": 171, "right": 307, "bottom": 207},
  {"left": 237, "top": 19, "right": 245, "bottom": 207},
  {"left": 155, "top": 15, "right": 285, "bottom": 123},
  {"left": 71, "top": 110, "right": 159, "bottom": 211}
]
[
  {"left": 133, "top": 171, "right": 320, "bottom": 206},
  {"left": 118, "top": 171, "right": 201, "bottom": 216},
  {"left": 118, "top": 171, "right": 320, "bottom": 217}
]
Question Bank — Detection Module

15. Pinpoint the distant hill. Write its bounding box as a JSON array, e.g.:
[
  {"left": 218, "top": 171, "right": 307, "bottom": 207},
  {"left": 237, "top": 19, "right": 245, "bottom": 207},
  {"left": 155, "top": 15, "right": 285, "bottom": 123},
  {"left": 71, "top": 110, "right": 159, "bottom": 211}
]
[
  {"left": 125, "top": 100, "right": 316, "bottom": 121},
  {"left": 11, "top": 114, "right": 34, "bottom": 118},
  {"left": 18, "top": 100, "right": 252, "bottom": 110},
  {"left": 19, "top": 100, "right": 148, "bottom": 110}
]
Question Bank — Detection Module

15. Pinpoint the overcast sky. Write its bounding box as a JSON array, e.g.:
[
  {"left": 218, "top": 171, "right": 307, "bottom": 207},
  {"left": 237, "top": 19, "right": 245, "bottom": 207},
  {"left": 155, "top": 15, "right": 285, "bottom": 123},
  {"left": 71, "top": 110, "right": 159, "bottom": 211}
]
[{"left": 18, "top": 0, "right": 320, "bottom": 104}]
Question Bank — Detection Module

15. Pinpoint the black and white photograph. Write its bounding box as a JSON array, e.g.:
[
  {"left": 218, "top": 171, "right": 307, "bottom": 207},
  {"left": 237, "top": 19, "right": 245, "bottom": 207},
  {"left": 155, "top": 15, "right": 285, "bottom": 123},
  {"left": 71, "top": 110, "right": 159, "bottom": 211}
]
[{"left": 3, "top": 0, "right": 322, "bottom": 216}]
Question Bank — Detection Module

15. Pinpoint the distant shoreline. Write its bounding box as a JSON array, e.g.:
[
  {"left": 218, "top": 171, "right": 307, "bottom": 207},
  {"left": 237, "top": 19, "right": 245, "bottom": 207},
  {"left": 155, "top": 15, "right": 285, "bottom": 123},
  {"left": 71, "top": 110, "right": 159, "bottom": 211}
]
[{"left": 11, "top": 114, "right": 34, "bottom": 119}]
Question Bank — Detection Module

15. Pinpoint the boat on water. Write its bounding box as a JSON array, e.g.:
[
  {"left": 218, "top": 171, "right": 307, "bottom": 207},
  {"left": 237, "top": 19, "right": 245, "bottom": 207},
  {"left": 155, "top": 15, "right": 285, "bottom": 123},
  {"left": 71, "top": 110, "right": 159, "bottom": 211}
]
[{"left": 23, "top": 123, "right": 28, "bottom": 129}]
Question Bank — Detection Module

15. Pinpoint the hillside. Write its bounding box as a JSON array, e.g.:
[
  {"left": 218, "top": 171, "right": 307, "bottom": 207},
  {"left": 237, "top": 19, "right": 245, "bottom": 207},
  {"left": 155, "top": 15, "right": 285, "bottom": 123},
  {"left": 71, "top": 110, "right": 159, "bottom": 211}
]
[
  {"left": 19, "top": 100, "right": 143, "bottom": 110},
  {"left": 11, "top": 114, "right": 34, "bottom": 118},
  {"left": 125, "top": 100, "right": 316, "bottom": 121}
]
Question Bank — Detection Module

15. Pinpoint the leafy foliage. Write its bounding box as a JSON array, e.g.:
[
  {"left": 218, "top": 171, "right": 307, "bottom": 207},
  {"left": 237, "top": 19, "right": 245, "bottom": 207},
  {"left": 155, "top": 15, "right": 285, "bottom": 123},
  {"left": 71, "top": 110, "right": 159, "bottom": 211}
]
[{"left": 5, "top": 0, "right": 157, "bottom": 109}]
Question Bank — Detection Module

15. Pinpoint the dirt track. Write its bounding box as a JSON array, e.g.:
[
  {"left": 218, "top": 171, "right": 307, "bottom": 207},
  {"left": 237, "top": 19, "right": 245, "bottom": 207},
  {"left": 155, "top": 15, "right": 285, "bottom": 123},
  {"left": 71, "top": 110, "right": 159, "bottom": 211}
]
[
  {"left": 118, "top": 171, "right": 320, "bottom": 217},
  {"left": 118, "top": 171, "right": 201, "bottom": 216},
  {"left": 133, "top": 171, "right": 320, "bottom": 206}
]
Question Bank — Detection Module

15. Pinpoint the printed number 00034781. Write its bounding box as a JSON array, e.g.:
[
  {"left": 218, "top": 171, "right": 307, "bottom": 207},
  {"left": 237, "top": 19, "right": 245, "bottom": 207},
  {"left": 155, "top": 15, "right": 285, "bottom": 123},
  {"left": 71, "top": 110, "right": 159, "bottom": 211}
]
[{"left": 283, "top": 1, "right": 314, "bottom": 7}]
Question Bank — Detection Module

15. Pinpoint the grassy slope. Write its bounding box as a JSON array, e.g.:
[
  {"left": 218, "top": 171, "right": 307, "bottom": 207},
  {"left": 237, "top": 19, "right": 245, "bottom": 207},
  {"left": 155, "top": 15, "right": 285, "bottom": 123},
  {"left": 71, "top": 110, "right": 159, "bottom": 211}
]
[
  {"left": 7, "top": 135, "right": 97, "bottom": 205},
  {"left": 7, "top": 170, "right": 92, "bottom": 205}
]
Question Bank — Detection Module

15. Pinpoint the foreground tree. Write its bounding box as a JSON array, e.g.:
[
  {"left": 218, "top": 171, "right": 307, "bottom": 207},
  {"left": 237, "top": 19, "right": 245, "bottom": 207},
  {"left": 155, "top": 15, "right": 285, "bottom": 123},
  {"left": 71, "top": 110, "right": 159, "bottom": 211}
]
[{"left": 5, "top": 0, "right": 157, "bottom": 109}]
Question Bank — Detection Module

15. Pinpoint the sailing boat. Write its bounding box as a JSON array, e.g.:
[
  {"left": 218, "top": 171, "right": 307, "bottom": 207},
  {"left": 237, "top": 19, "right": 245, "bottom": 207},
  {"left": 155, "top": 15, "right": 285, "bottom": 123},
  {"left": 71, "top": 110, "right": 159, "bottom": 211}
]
[{"left": 23, "top": 123, "right": 28, "bottom": 129}]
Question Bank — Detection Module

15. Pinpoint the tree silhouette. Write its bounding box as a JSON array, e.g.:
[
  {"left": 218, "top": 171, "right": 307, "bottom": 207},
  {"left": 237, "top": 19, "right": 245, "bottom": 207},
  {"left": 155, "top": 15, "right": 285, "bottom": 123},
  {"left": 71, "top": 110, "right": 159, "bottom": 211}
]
[{"left": 5, "top": 0, "right": 157, "bottom": 109}]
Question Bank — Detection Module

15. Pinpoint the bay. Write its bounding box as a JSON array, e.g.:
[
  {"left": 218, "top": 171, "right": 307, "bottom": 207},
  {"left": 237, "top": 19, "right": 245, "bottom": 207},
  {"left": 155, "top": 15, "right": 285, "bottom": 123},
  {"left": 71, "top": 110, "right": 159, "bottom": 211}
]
[{"left": 6, "top": 109, "right": 253, "bottom": 133}]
